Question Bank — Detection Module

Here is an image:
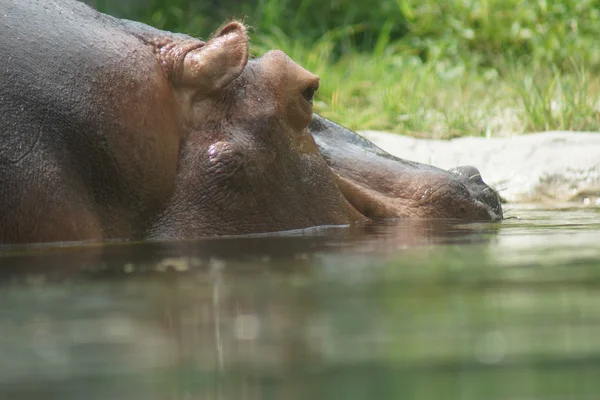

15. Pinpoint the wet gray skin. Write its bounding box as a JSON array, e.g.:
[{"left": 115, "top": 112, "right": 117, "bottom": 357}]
[{"left": 309, "top": 114, "right": 503, "bottom": 221}]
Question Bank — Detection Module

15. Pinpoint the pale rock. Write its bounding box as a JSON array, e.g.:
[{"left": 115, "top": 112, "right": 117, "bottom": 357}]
[{"left": 361, "top": 130, "right": 600, "bottom": 203}]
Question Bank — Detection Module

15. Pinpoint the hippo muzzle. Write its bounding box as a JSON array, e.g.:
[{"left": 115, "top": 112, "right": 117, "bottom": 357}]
[{"left": 309, "top": 115, "right": 503, "bottom": 222}]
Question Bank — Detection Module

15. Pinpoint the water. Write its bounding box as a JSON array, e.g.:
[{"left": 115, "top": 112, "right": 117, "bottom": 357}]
[{"left": 0, "top": 204, "right": 599, "bottom": 400}]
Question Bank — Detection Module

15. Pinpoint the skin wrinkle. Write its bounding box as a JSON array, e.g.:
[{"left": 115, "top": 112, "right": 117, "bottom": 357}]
[
  {"left": 214, "top": 147, "right": 270, "bottom": 223},
  {"left": 228, "top": 122, "right": 291, "bottom": 227},
  {"left": 333, "top": 158, "right": 492, "bottom": 219},
  {"left": 0, "top": 103, "right": 46, "bottom": 165}
]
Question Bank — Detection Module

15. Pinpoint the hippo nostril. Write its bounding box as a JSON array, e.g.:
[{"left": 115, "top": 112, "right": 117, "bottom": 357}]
[
  {"left": 302, "top": 86, "right": 318, "bottom": 105},
  {"left": 449, "top": 165, "right": 483, "bottom": 183}
]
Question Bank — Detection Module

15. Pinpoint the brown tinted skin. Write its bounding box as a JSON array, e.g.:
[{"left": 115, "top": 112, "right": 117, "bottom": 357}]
[
  {"left": 0, "top": 5, "right": 359, "bottom": 244},
  {"left": 0, "top": 0, "right": 182, "bottom": 243},
  {"left": 309, "top": 115, "right": 503, "bottom": 222},
  {"left": 149, "top": 50, "right": 365, "bottom": 238}
]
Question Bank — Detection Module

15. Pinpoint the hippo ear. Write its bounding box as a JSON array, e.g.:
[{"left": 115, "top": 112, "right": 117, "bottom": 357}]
[{"left": 181, "top": 22, "right": 249, "bottom": 94}]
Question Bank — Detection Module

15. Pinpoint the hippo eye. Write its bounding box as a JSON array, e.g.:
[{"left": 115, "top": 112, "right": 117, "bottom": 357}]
[{"left": 302, "top": 86, "right": 317, "bottom": 105}]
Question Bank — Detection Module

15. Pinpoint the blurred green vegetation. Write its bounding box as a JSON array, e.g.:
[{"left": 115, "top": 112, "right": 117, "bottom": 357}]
[{"left": 92, "top": 0, "right": 600, "bottom": 137}]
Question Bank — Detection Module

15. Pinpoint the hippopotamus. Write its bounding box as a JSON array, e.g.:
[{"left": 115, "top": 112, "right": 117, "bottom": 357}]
[{"left": 0, "top": 0, "right": 502, "bottom": 245}]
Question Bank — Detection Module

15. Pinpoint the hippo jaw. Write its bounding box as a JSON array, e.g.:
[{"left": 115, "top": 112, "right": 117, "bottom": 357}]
[{"left": 333, "top": 166, "right": 503, "bottom": 221}]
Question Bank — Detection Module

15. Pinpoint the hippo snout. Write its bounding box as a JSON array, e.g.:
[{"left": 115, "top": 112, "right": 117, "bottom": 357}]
[
  {"left": 448, "top": 165, "right": 483, "bottom": 183},
  {"left": 449, "top": 165, "right": 503, "bottom": 221}
]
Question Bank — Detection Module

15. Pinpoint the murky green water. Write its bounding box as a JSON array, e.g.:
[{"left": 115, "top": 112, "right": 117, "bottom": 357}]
[{"left": 1, "top": 204, "right": 599, "bottom": 400}]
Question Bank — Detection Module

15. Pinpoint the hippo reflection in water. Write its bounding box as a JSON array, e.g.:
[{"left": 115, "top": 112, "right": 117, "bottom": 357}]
[{"left": 0, "top": 0, "right": 502, "bottom": 245}]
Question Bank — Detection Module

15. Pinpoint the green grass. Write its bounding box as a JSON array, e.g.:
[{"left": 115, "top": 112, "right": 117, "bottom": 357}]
[{"left": 92, "top": 0, "right": 600, "bottom": 138}]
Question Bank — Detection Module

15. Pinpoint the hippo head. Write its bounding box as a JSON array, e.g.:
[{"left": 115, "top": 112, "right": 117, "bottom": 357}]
[{"left": 150, "top": 22, "right": 502, "bottom": 238}]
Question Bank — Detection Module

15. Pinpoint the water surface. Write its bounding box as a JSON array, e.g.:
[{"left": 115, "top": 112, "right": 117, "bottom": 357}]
[{"left": 1, "top": 204, "right": 599, "bottom": 400}]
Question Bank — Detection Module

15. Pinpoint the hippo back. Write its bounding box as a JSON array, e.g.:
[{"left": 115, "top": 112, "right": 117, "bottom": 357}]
[{"left": 0, "top": 0, "right": 183, "bottom": 242}]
